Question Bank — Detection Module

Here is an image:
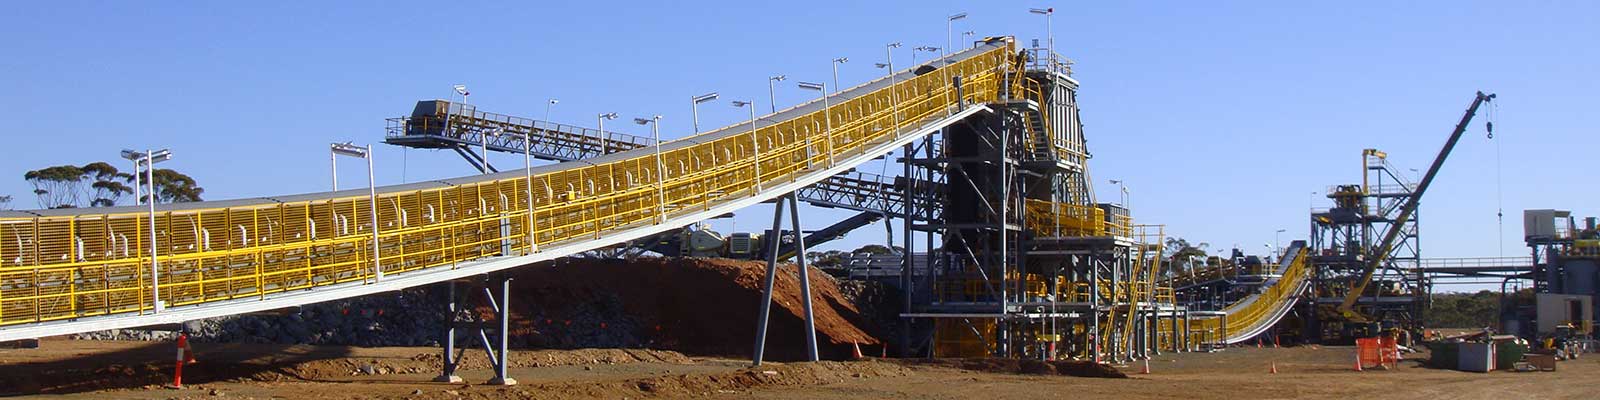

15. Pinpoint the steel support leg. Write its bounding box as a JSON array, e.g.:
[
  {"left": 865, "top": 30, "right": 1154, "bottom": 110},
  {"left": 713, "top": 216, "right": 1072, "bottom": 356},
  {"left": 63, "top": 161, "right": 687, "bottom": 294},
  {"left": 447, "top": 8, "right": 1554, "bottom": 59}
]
[
  {"left": 488, "top": 275, "right": 517, "bottom": 385},
  {"left": 790, "top": 194, "right": 820, "bottom": 362},
  {"left": 900, "top": 145, "right": 914, "bottom": 359},
  {"left": 1184, "top": 312, "right": 1191, "bottom": 352},
  {"left": 752, "top": 197, "right": 786, "bottom": 366},
  {"left": 435, "top": 280, "right": 462, "bottom": 383}
]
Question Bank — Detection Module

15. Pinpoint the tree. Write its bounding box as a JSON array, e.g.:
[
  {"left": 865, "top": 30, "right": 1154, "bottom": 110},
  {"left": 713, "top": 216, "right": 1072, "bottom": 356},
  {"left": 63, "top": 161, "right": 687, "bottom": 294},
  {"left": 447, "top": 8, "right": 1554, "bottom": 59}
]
[
  {"left": 19, "top": 162, "right": 201, "bottom": 209},
  {"left": 0, "top": 195, "right": 11, "bottom": 210},
  {"left": 81, "top": 162, "right": 134, "bottom": 207},
  {"left": 24, "top": 165, "right": 85, "bottom": 209},
  {"left": 854, "top": 244, "right": 898, "bottom": 255},
  {"left": 149, "top": 169, "right": 204, "bottom": 203},
  {"left": 1163, "top": 237, "right": 1210, "bottom": 276},
  {"left": 806, "top": 250, "right": 849, "bottom": 269}
]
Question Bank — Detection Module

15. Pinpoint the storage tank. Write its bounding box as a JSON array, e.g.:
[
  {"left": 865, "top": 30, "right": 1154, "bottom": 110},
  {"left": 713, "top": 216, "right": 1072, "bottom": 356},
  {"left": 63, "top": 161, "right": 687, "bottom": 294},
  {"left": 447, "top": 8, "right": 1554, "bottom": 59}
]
[{"left": 1560, "top": 259, "right": 1598, "bottom": 296}]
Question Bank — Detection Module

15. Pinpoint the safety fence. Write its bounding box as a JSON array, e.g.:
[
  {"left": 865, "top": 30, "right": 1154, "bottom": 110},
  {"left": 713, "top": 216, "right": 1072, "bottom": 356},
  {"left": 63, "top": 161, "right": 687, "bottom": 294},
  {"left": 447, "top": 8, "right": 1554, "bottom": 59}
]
[
  {"left": 0, "top": 41, "right": 1031, "bottom": 328},
  {"left": 1183, "top": 247, "right": 1310, "bottom": 344}
]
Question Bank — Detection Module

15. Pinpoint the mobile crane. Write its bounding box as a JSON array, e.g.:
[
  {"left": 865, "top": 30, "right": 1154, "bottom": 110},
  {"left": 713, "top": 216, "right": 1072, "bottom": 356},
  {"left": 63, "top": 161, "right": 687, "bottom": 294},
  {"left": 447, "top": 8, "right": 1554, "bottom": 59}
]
[{"left": 1334, "top": 91, "right": 1496, "bottom": 330}]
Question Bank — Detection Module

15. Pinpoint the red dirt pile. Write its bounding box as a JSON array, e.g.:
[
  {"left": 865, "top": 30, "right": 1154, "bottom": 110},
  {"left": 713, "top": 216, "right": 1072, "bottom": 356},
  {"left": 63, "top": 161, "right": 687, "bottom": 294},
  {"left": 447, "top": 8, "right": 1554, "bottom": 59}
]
[{"left": 487, "top": 257, "right": 884, "bottom": 361}]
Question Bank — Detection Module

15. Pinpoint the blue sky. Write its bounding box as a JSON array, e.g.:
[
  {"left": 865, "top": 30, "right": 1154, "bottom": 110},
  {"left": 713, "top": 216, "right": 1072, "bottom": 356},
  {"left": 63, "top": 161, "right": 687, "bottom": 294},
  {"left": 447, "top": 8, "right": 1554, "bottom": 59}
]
[{"left": 2, "top": 1, "right": 1595, "bottom": 290}]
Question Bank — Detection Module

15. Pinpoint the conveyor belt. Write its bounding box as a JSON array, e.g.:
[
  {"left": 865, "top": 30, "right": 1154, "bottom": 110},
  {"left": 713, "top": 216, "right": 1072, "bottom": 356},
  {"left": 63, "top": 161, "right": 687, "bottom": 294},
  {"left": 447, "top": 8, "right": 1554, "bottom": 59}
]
[{"left": 0, "top": 38, "right": 1020, "bottom": 341}]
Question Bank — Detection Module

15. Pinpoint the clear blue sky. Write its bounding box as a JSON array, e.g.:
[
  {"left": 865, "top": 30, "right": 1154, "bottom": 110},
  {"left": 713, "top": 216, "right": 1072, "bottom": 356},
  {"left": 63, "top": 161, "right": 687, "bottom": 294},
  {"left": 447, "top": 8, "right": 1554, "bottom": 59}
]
[{"left": 2, "top": 1, "right": 1595, "bottom": 290}]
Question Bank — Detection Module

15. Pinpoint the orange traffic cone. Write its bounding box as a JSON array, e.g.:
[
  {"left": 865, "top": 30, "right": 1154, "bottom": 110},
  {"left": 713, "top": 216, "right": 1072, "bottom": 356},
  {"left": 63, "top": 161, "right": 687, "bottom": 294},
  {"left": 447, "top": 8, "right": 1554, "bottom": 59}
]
[
  {"left": 852, "top": 342, "right": 864, "bottom": 360},
  {"left": 1140, "top": 358, "right": 1151, "bottom": 374},
  {"left": 173, "top": 334, "right": 189, "bottom": 388},
  {"left": 1256, "top": 338, "right": 1262, "bottom": 348},
  {"left": 881, "top": 345, "right": 887, "bottom": 358},
  {"left": 1273, "top": 335, "right": 1280, "bottom": 349},
  {"left": 1270, "top": 362, "right": 1278, "bottom": 374}
]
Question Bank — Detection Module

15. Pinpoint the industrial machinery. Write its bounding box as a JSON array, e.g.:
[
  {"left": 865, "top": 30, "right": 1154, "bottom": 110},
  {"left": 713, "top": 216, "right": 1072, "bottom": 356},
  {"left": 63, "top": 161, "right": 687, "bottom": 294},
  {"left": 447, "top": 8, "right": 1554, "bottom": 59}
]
[
  {"left": 1306, "top": 91, "right": 1496, "bottom": 343},
  {"left": 0, "top": 35, "right": 1320, "bottom": 380},
  {"left": 1496, "top": 209, "right": 1600, "bottom": 340}
]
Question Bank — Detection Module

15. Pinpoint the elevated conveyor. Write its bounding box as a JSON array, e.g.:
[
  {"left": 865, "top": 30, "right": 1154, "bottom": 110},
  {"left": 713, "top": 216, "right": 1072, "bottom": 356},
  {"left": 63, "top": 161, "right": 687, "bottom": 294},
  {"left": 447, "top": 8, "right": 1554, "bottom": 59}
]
[
  {"left": 0, "top": 38, "right": 1022, "bottom": 341},
  {"left": 390, "top": 101, "right": 940, "bottom": 220},
  {"left": 1187, "top": 242, "right": 1312, "bottom": 344}
]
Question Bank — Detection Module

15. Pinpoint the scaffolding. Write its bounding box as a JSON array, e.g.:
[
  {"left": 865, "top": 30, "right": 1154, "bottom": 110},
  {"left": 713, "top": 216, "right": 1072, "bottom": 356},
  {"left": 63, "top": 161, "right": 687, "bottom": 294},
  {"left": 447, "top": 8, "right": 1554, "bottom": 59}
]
[
  {"left": 1305, "top": 149, "right": 1427, "bottom": 343},
  {"left": 902, "top": 46, "right": 1181, "bottom": 362}
]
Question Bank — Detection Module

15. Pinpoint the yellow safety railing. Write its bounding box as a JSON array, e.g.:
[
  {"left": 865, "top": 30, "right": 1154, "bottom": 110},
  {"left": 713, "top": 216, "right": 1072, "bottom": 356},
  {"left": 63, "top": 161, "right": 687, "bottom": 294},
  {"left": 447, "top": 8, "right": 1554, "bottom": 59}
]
[
  {"left": 1021, "top": 199, "right": 1131, "bottom": 238},
  {"left": 0, "top": 41, "right": 1027, "bottom": 327},
  {"left": 1186, "top": 248, "right": 1310, "bottom": 342}
]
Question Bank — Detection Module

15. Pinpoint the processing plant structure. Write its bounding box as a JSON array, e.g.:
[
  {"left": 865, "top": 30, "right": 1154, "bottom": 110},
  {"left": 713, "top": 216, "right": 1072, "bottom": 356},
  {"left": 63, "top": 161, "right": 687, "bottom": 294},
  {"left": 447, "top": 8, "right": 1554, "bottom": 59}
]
[
  {"left": 0, "top": 34, "right": 1426, "bottom": 384},
  {"left": 1302, "top": 149, "right": 1429, "bottom": 343}
]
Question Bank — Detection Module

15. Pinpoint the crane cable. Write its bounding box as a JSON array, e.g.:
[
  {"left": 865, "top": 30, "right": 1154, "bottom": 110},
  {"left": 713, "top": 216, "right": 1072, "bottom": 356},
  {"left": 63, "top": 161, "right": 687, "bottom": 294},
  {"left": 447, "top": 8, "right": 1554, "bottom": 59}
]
[{"left": 1489, "top": 100, "right": 1502, "bottom": 258}]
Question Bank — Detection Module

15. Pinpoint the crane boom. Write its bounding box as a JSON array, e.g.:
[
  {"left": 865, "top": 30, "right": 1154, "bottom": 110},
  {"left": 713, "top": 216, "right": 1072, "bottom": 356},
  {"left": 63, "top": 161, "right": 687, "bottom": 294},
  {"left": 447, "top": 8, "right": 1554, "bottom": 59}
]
[{"left": 1338, "top": 91, "right": 1496, "bottom": 317}]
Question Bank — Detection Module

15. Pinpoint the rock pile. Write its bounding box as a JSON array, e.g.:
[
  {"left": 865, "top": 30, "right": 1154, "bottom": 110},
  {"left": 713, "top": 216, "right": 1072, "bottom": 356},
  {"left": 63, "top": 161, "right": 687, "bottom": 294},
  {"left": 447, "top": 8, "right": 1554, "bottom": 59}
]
[{"left": 76, "top": 288, "right": 448, "bottom": 347}]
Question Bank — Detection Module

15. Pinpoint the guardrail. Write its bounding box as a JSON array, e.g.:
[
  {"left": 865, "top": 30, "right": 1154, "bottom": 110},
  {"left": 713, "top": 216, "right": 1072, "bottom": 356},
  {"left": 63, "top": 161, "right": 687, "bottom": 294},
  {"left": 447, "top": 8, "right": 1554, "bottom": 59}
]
[{"left": 0, "top": 41, "right": 1028, "bottom": 329}]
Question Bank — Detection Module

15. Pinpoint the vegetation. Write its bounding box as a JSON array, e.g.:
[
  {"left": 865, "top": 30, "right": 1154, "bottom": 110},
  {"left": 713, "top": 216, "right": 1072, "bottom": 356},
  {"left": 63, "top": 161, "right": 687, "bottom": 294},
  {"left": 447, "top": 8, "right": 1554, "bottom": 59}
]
[
  {"left": 149, "top": 168, "right": 205, "bottom": 204},
  {"left": 0, "top": 195, "right": 10, "bottom": 210},
  {"left": 1424, "top": 289, "right": 1532, "bottom": 328},
  {"left": 1162, "top": 237, "right": 1210, "bottom": 276},
  {"left": 21, "top": 162, "right": 203, "bottom": 209},
  {"left": 807, "top": 244, "right": 902, "bottom": 269}
]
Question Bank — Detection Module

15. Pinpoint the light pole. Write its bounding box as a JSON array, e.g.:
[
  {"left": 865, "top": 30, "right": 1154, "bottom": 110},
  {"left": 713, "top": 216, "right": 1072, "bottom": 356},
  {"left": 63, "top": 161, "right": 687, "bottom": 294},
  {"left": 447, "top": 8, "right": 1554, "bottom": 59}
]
[
  {"left": 634, "top": 116, "right": 667, "bottom": 223},
  {"left": 831, "top": 58, "right": 848, "bottom": 94},
  {"left": 1274, "top": 229, "right": 1287, "bottom": 258},
  {"left": 330, "top": 144, "right": 339, "bottom": 191},
  {"left": 797, "top": 81, "right": 833, "bottom": 168},
  {"left": 544, "top": 98, "right": 558, "bottom": 122},
  {"left": 453, "top": 84, "right": 470, "bottom": 105},
  {"left": 597, "top": 112, "right": 618, "bottom": 155},
  {"left": 880, "top": 42, "right": 902, "bottom": 137},
  {"left": 1109, "top": 179, "right": 1129, "bottom": 210},
  {"left": 946, "top": 12, "right": 966, "bottom": 118},
  {"left": 119, "top": 150, "right": 146, "bottom": 203},
  {"left": 732, "top": 100, "right": 761, "bottom": 190},
  {"left": 767, "top": 75, "right": 786, "bottom": 114},
  {"left": 963, "top": 31, "right": 975, "bottom": 49},
  {"left": 913, "top": 46, "right": 940, "bottom": 65},
  {"left": 946, "top": 12, "right": 966, "bottom": 62},
  {"left": 691, "top": 92, "right": 719, "bottom": 133},
  {"left": 332, "top": 142, "right": 382, "bottom": 280},
  {"left": 1029, "top": 7, "right": 1054, "bottom": 61},
  {"left": 449, "top": 85, "right": 470, "bottom": 137},
  {"left": 130, "top": 149, "right": 171, "bottom": 311}
]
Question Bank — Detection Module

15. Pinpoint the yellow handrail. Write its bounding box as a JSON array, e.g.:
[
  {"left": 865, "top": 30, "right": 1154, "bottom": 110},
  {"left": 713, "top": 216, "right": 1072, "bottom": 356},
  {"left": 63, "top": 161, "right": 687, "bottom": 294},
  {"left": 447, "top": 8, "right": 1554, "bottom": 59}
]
[
  {"left": 0, "top": 41, "right": 1024, "bottom": 327},
  {"left": 1186, "top": 250, "right": 1310, "bottom": 341}
]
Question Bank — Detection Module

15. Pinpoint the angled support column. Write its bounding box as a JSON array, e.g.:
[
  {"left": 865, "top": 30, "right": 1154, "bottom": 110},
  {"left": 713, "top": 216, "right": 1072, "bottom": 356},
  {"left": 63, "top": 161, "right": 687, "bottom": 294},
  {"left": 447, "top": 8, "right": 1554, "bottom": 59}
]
[
  {"left": 436, "top": 275, "right": 517, "bottom": 385},
  {"left": 752, "top": 193, "right": 820, "bottom": 366},
  {"left": 752, "top": 197, "right": 785, "bottom": 367},
  {"left": 487, "top": 274, "right": 516, "bottom": 385},
  {"left": 790, "top": 194, "right": 819, "bottom": 361}
]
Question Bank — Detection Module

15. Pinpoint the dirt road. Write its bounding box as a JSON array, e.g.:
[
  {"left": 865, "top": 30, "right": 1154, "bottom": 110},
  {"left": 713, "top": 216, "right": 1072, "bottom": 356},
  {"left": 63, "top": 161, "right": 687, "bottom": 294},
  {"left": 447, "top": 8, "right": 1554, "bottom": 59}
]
[{"left": 3, "top": 340, "right": 1595, "bottom": 399}]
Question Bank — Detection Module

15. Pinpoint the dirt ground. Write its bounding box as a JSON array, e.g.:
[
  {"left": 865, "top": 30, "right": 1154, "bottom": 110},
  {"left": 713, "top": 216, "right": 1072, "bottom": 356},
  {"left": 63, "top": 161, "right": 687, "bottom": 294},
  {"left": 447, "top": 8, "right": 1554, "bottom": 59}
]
[{"left": 4, "top": 339, "right": 1598, "bottom": 399}]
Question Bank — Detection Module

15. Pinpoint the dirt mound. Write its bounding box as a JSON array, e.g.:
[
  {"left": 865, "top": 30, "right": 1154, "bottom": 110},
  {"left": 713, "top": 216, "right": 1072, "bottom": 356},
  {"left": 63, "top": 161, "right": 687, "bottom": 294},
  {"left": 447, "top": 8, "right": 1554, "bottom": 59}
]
[
  {"left": 909, "top": 358, "right": 1127, "bottom": 379},
  {"left": 487, "top": 257, "right": 884, "bottom": 361}
]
